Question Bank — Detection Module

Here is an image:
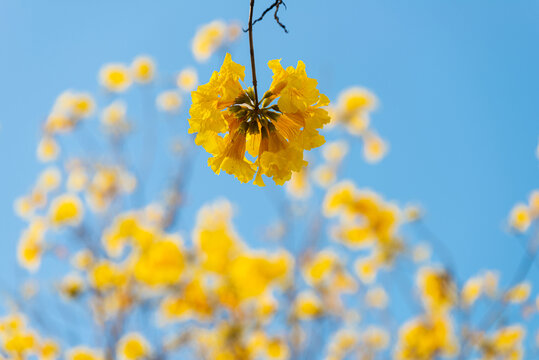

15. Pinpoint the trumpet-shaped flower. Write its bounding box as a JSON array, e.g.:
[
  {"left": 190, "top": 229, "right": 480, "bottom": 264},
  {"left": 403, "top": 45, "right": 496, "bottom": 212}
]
[{"left": 188, "top": 54, "right": 330, "bottom": 185}]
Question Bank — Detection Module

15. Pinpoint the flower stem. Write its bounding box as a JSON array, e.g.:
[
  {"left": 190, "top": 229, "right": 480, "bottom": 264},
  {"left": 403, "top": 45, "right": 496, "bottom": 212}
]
[{"left": 248, "top": 0, "right": 259, "bottom": 110}]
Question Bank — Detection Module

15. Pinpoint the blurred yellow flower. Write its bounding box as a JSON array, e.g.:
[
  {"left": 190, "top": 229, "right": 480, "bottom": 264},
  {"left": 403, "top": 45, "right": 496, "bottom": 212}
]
[
  {"left": 89, "top": 260, "right": 126, "bottom": 291},
  {"left": 505, "top": 282, "right": 531, "bottom": 304},
  {"left": 396, "top": 315, "right": 458, "bottom": 360},
  {"left": 363, "top": 133, "right": 388, "bottom": 163},
  {"left": 177, "top": 67, "right": 199, "bottom": 92},
  {"left": 99, "top": 63, "right": 131, "bottom": 92},
  {"left": 37, "top": 167, "right": 62, "bottom": 192},
  {"left": 417, "top": 267, "right": 456, "bottom": 313},
  {"left": 66, "top": 346, "right": 103, "bottom": 360},
  {"left": 285, "top": 166, "right": 311, "bottom": 199},
  {"left": 133, "top": 236, "right": 185, "bottom": 287},
  {"left": 101, "top": 101, "right": 130, "bottom": 135},
  {"left": 40, "top": 339, "right": 60, "bottom": 360},
  {"left": 509, "top": 203, "right": 531, "bottom": 232},
  {"left": 17, "top": 218, "right": 46, "bottom": 272},
  {"left": 266, "top": 338, "right": 289, "bottom": 360},
  {"left": 49, "top": 193, "right": 84, "bottom": 227},
  {"left": 130, "top": 55, "right": 155, "bottom": 83},
  {"left": 157, "top": 90, "right": 182, "bottom": 113},
  {"left": 294, "top": 291, "right": 322, "bottom": 319},
  {"left": 192, "top": 20, "right": 226, "bottom": 62},
  {"left": 59, "top": 273, "right": 84, "bottom": 299},
  {"left": 362, "top": 326, "right": 390, "bottom": 351},
  {"left": 365, "top": 286, "right": 388, "bottom": 309},
  {"left": 37, "top": 136, "right": 60, "bottom": 162},
  {"left": 117, "top": 333, "right": 151, "bottom": 360},
  {"left": 461, "top": 276, "right": 483, "bottom": 307}
]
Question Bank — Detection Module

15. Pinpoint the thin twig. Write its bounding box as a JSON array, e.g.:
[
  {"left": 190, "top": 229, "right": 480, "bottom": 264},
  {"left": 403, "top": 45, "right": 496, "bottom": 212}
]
[
  {"left": 247, "top": 0, "right": 259, "bottom": 108},
  {"left": 251, "top": 0, "right": 288, "bottom": 33}
]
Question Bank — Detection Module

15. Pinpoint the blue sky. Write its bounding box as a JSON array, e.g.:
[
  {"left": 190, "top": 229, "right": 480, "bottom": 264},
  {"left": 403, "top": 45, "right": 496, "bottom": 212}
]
[{"left": 0, "top": 0, "right": 538, "bottom": 337}]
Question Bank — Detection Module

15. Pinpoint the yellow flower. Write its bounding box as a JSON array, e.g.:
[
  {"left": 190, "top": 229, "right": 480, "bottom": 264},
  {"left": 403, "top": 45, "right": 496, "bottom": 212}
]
[
  {"left": 133, "top": 236, "right": 185, "bottom": 287},
  {"left": 505, "top": 282, "right": 531, "bottom": 304},
  {"left": 117, "top": 333, "right": 151, "bottom": 360},
  {"left": 71, "top": 93, "right": 95, "bottom": 118},
  {"left": 417, "top": 267, "right": 456, "bottom": 313},
  {"left": 159, "top": 276, "right": 213, "bottom": 322},
  {"left": 322, "top": 181, "right": 357, "bottom": 217},
  {"left": 227, "top": 21, "right": 242, "bottom": 42},
  {"left": 67, "top": 163, "right": 88, "bottom": 192},
  {"left": 354, "top": 256, "right": 378, "bottom": 284},
  {"left": 363, "top": 133, "right": 388, "bottom": 163},
  {"left": 322, "top": 140, "right": 349, "bottom": 163},
  {"left": 266, "top": 338, "right": 289, "bottom": 360},
  {"left": 331, "top": 87, "right": 377, "bottom": 135},
  {"left": 44, "top": 112, "right": 73, "bottom": 133},
  {"left": 130, "top": 55, "right": 155, "bottom": 83},
  {"left": 156, "top": 90, "right": 182, "bottom": 112},
  {"left": 37, "top": 136, "right": 60, "bottom": 162},
  {"left": 37, "top": 167, "right": 62, "bottom": 192},
  {"left": 48, "top": 193, "right": 84, "bottom": 227},
  {"left": 313, "top": 164, "right": 336, "bottom": 188},
  {"left": 71, "top": 249, "right": 94, "bottom": 270},
  {"left": 193, "top": 199, "right": 243, "bottom": 273},
  {"left": 66, "top": 346, "right": 103, "bottom": 360},
  {"left": 40, "top": 339, "right": 60, "bottom": 360},
  {"left": 3, "top": 331, "right": 37, "bottom": 356},
  {"left": 285, "top": 166, "right": 311, "bottom": 199},
  {"left": 188, "top": 54, "right": 330, "bottom": 185},
  {"left": 365, "top": 286, "right": 388, "bottom": 309},
  {"left": 101, "top": 101, "right": 130, "bottom": 134},
  {"left": 59, "top": 273, "right": 84, "bottom": 299},
  {"left": 361, "top": 326, "right": 389, "bottom": 351},
  {"left": 302, "top": 250, "right": 337, "bottom": 286},
  {"left": 404, "top": 204, "right": 423, "bottom": 222},
  {"left": 89, "top": 260, "right": 126, "bottom": 291},
  {"left": 338, "top": 87, "right": 377, "bottom": 116},
  {"left": 177, "top": 67, "right": 199, "bottom": 91},
  {"left": 396, "top": 315, "right": 458, "bottom": 360},
  {"left": 17, "top": 218, "right": 46, "bottom": 272},
  {"left": 509, "top": 203, "right": 531, "bottom": 232},
  {"left": 192, "top": 20, "right": 226, "bottom": 62},
  {"left": 220, "top": 250, "right": 292, "bottom": 304},
  {"left": 0, "top": 313, "right": 26, "bottom": 333},
  {"left": 327, "top": 329, "right": 359, "bottom": 357},
  {"left": 86, "top": 166, "right": 136, "bottom": 212},
  {"left": 461, "top": 276, "right": 483, "bottom": 307},
  {"left": 99, "top": 63, "right": 131, "bottom": 92},
  {"left": 478, "top": 325, "right": 526, "bottom": 359},
  {"left": 294, "top": 291, "right": 322, "bottom": 319},
  {"left": 14, "top": 196, "right": 34, "bottom": 219}
]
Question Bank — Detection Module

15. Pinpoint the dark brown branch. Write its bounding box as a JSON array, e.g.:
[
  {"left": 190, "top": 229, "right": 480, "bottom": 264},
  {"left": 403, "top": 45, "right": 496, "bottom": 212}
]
[
  {"left": 251, "top": 0, "right": 288, "bottom": 33},
  {"left": 248, "top": 0, "right": 260, "bottom": 108}
]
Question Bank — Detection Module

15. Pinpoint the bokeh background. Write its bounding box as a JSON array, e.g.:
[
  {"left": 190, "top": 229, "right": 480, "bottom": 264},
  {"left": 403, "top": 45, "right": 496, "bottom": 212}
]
[{"left": 0, "top": 0, "right": 538, "bottom": 342}]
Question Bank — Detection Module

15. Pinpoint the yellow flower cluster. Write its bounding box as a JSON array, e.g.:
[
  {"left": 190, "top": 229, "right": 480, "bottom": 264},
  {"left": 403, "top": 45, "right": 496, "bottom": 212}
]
[
  {"left": 192, "top": 20, "right": 241, "bottom": 62},
  {"left": 472, "top": 325, "right": 525, "bottom": 360},
  {"left": 323, "top": 181, "right": 403, "bottom": 282},
  {"left": 395, "top": 315, "right": 458, "bottom": 360},
  {"left": 188, "top": 54, "right": 330, "bottom": 185},
  {"left": 328, "top": 87, "right": 388, "bottom": 163},
  {"left": 0, "top": 313, "right": 59, "bottom": 360}
]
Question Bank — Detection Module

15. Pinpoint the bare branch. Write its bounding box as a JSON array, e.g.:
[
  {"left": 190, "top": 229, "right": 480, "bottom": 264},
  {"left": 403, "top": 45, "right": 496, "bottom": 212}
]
[{"left": 244, "top": 0, "right": 289, "bottom": 33}]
